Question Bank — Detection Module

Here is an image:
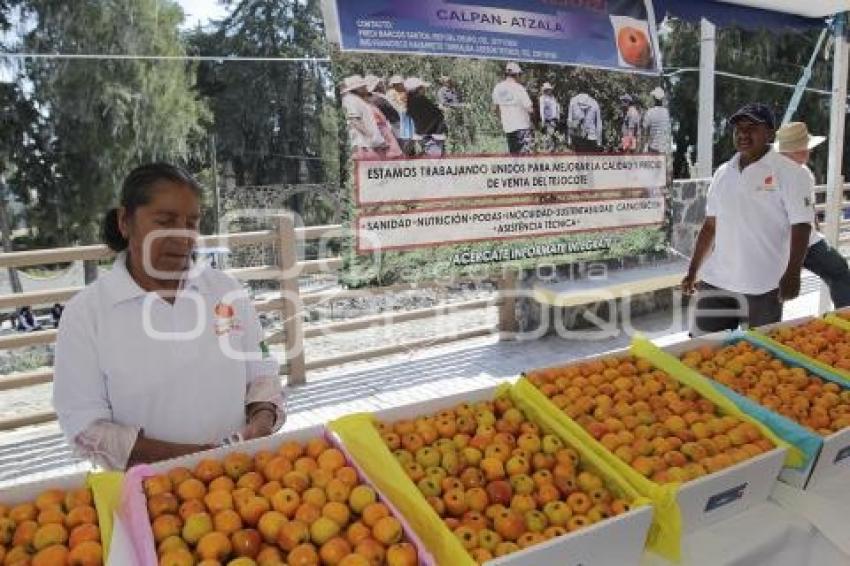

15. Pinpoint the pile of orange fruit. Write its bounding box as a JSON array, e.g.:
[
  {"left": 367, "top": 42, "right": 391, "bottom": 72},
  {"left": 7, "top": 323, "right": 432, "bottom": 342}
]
[
  {"left": 377, "top": 395, "right": 632, "bottom": 564},
  {"left": 768, "top": 319, "right": 850, "bottom": 371},
  {"left": 526, "top": 355, "right": 775, "bottom": 484},
  {"left": 681, "top": 341, "right": 850, "bottom": 435},
  {"left": 147, "top": 438, "right": 419, "bottom": 566},
  {"left": 0, "top": 487, "right": 101, "bottom": 565}
]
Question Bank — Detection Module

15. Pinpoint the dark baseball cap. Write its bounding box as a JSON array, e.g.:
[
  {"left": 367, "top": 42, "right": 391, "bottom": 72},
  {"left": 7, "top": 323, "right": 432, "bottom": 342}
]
[{"left": 729, "top": 103, "right": 776, "bottom": 130}]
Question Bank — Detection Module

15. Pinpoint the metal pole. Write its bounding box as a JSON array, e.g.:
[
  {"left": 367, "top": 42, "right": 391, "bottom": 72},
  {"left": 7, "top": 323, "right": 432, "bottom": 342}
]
[
  {"left": 696, "top": 18, "right": 716, "bottom": 179},
  {"left": 210, "top": 133, "right": 220, "bottom": 234},
  {"left": 782, "top": 25, "right": 830, "bottom": 125},
  {"left": 0, "top": 180, "right": 21, "bottom": 294},
  {"left": 820, "top": 13, "right": 848, "bottom": 314}
]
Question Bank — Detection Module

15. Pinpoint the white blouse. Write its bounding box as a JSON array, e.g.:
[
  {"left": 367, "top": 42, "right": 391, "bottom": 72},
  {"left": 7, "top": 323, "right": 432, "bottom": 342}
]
[{"left": 53, "top": 253, "right": 284, "bottom": 469}]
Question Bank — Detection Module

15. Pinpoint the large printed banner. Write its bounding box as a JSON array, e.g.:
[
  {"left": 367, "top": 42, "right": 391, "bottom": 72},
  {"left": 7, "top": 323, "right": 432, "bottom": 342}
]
[
  {"left": 322, "top": 0, "right": 670, "bottom": 279},
  {"left": 357, "top": 153, "right": 666, "bottom": 204},
  {"left": 327, "top": 0, "right": 661, "bottom": 74}
]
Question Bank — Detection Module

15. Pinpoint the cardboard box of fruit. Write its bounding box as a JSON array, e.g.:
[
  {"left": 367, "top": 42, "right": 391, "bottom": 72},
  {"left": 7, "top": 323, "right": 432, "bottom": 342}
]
[
  {"left": 115, "top": 424, "right": 431, "bottom": 566},
  {"left": 329, "top": 384, "right": 654, "bottom": 566},
  {"left": 751, "top": 315, "right": 850, "bottom": 384},
  {"left": 0, "top": 470, "right": 118, "bottom": 566},
  {"left": 521, "top": 337, "right": 790, "bottom": 561},
  {"left": 668, "top": 330, "right": 850, "bottom": 490}
]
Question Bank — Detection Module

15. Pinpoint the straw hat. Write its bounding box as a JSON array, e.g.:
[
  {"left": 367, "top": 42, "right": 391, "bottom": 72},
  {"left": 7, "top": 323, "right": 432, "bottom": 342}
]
[
  {"left": 403, "top": 77, "right": 430, "bottom": 92},
  {"left": 505, "top": 62, "right": 523, "bottom": 75},
  {"left": 774, "top": 122, "right": 826, "bottom": 153},
  {"left": 388, "top": 75, "right": 404, "bottom": 86},
  {"left": 340, "top": 75, "right": 368, "bottom": 93},
  {"left": 364, "top": 74, "right": 384, "bottom": 93},
  {"left": 541, "top": 82, "right": 554, "bottom": 91}
]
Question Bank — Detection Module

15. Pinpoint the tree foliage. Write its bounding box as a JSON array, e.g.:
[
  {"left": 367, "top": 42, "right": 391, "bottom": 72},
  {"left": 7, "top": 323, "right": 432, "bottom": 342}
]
[
  {"left": 9, "top": 0, "right": 208, "bottom": 250},
  {"left": 187, "top": 0, "right": 337, "bottom": 222},
  {"left": 661, "top": 19, "right": 839, "bottom": 181}
]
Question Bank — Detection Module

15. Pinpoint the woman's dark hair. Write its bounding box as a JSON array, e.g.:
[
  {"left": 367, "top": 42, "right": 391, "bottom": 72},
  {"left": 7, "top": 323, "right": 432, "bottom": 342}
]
[{"left": 102, "top": 162, "right": 202, "bottom": 252}]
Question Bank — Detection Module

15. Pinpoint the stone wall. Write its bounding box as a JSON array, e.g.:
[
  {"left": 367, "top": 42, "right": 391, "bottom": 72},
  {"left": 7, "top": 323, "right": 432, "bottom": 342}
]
[
  {"left": 218, "top": 167, "right": 341, "bottom": 273},
  {"left": 670, "top": 178, "right": 711, "bottom": 257}
]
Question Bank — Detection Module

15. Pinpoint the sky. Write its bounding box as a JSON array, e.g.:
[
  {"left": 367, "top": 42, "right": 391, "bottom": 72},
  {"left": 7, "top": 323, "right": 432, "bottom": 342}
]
[{"left": 175, "top": 0, "right": 229, "bottom": 29}]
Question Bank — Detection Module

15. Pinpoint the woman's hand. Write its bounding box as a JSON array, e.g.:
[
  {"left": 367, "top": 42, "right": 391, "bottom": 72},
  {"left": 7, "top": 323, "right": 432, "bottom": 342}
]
[
  {"left": 242, "top": 405, "right": 277, "bottom": 441},
  {"left": 127, "top": 433, "right": 215, "bottom": 468}
]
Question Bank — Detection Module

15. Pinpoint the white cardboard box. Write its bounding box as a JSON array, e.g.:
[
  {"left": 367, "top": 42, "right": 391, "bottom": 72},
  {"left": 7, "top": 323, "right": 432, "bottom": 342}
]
[
  {"left": 369, "top": 384, "right": 654, "bottom": 566},
  {"left": 0, "top": 470, "right": 90, "bottom": 506},
  {"left": 525, "top": 347, "right": 786, "bottom": 534},
  {"left": 111, "top": 424, "right": 436, "bottom": 566},
  {"left": 662, "top": 330, "right": 850, "bottom": 490}
]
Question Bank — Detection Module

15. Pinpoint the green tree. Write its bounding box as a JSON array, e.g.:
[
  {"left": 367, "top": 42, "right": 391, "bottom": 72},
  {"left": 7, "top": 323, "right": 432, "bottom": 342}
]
[
  {"left": 12, "top": 0, "right": 208, "bottom": 280},
  {"left": 188, "top": 0, "right": 337, "bottom": 224},
  {"left": 661, "top": 19, "right": 839, "bottom": 181}
]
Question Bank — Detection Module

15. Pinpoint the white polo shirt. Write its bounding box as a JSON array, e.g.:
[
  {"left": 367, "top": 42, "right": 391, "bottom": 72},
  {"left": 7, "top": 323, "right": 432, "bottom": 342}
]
[
  {"left": 803, "top": 165, "right": 824, "bottom": 247},
  {"left": 492, "top": 79, "right": 532, "bottom": 133},
  {"left": 53, "top": 254, "right": 279, "bottom": 446},
  {"left": 700, "top": 150, "right": 815, "bottom": 294}
]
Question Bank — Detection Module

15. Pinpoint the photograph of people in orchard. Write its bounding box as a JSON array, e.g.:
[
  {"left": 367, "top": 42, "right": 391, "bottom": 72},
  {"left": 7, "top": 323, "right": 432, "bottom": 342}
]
[{"left": 334, "top": 52, "right": 667, "bottom": 160}]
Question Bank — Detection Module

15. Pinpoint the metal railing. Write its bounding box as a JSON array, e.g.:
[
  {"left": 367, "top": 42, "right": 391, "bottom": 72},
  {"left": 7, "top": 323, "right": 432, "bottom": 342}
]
[{"left": 0, "top": 215, "right": 507, "bottom": 431}]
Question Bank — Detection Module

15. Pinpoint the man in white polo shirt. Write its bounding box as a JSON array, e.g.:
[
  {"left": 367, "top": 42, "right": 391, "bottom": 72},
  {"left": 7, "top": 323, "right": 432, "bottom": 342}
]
[
  {"left": 682, "top": 103, "right": 814, "bottom": 334},
  {"left": 492, "top": 62, "right": 533, "bottom": 155}
]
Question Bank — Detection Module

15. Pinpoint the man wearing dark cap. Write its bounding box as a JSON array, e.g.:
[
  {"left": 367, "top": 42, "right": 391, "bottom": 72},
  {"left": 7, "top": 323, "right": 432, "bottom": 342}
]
[{"left": 681, "top": 103, "right": 814, "bottom": 334}]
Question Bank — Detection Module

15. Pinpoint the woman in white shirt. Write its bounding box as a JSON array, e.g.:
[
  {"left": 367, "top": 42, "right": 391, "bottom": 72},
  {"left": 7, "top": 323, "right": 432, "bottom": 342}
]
[{"left": 53, "top": 163, "right": 285, "bottom": 469}]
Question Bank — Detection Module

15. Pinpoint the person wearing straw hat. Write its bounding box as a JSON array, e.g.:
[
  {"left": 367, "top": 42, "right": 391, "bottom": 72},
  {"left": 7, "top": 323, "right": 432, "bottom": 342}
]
[
  {"left": 405, "top": 77, "right": 447, "bottom": 157},
  {"left": 539, "top": 82, "right": 561, "bottom": 152},
  {"left": 567, "top": 90, "right": 602, "bottom": 152},
  {"left": 643, "top": 87, "right": 670, "bottom": 153},
  {"left": 340, "top": 74, "right": 386, "bottom": 160},
  {"left": 775, "top": 121, "right": 850, "bottom": 307},
  {"left": 620, "top": 94, "right": 641, "bottom": 152},
  {"left": 365, "top": 74, "right": 399, "bottom": 127},
  {"left": 492, "top": 62, "right": 534, "bottom": 155},
  {"left": 682, "top": 104, "right": 814, "bottom": 335},
  {"left": 386, "top": 75, "right": 415, "bottom": 156},
  {"left": 386, "top": 75, "right": 407, "bottom": 113},
  {"left": 363, "top": 74, "right": 403, "bottom": 159}
]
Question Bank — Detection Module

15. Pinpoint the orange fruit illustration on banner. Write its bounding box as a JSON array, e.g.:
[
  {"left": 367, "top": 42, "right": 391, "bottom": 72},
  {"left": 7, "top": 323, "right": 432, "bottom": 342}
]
[{"left": 617, "top": 26, "right": 652, "bottom": 68}]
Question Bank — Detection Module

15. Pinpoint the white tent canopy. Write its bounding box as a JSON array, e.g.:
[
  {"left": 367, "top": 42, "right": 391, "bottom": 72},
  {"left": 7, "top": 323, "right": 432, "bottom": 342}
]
[{"left": 718, "top": 1, "right": 849, "bottom": 18}]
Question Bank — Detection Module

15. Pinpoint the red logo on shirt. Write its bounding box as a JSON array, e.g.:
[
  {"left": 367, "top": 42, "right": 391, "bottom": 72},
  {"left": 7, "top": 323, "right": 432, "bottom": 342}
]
[
  {"left": 213, "top": 302, "right": 242, "bottom": 336},
  {"left": 763, "top": 175, "right": 774, "bottom": 185},
  {"left": 214, "top": 303, "right": 235, "bottom": 318}
]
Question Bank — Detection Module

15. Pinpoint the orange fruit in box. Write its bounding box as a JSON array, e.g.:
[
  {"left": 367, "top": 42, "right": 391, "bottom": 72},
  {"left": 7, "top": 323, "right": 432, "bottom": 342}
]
[
  {"left": 377, "top": 395, "right": 632, "bottom": 562},
  {"left": 142, "top": 439, "right": 418, "bottom": 565},
  {"left": 0, "top": 486, "right": 98, "bottom": 565},
  {"left": 682, "top": 340, "right": 850, "bottom": 435},
  {"left": 526, "top": 355, "right": 775, "bottom": 483},
  {"left": 769, "top": 319, "right": 850, "bottom": 371}
]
